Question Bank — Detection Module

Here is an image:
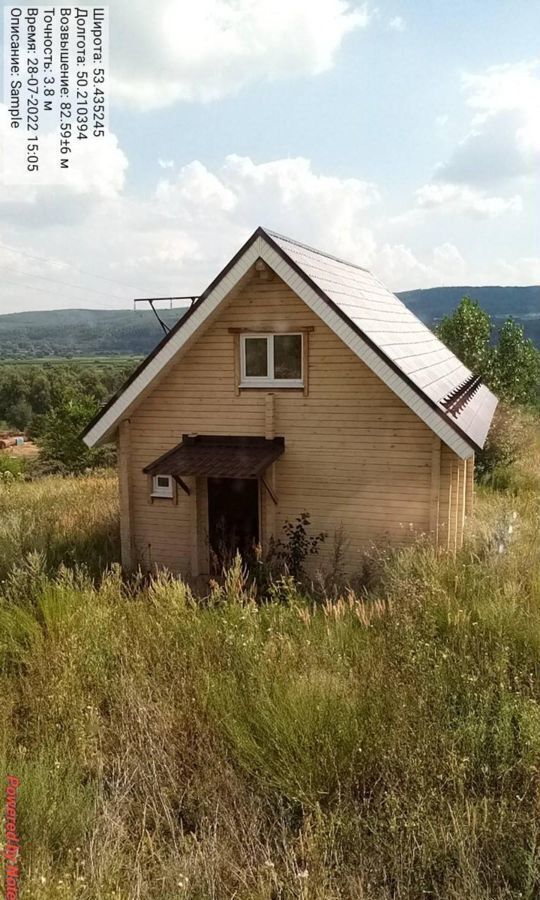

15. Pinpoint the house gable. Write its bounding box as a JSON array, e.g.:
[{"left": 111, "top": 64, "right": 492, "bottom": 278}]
[{"left": 83, "top": 228, "right": 496, "bottom": 457}]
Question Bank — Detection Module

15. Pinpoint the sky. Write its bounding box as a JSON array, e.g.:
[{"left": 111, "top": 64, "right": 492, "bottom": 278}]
[{"left": 0, "top": 0, "right": 539, "bottom": 314}]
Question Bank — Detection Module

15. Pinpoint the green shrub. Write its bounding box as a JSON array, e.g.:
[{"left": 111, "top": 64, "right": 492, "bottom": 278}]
[
  {"left": 0, "top": 451, "right": 25, "bottom": 478},
  {"left": 476, "top": 404, "right": 532, "bottom": 484},
  {"left": 38, "top": 396, "right": 114, "bottom": 474},
  {"left": 268, "top": 511, "right": 327, "bottom": 580}
]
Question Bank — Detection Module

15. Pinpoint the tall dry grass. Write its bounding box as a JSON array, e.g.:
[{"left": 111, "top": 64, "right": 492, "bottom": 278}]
[
  {"left": 0, "top": 471, "right": 119, "bottom": 579},
  {"left": 1, "top": 438, "right": 540, "bottom": 898}
]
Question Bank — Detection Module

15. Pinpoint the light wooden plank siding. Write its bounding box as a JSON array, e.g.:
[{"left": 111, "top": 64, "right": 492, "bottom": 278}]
[
  {"left": 465, "top": 454, "right": 475, "bottom": 518},
  {"left": 428, "top": 436, "right": 441, "bottom": 542},
  {"left": 457, "top": 459, "right": 467, "bottom": 549},
  {"left": 436, "top": 444, "right": 470, "bottom": 554},
  {"left": 117, "top": 420, "right": 134, "bottom": 570},
  {"left": 120, "top": 270, "right": 468, "bottom": 573}
]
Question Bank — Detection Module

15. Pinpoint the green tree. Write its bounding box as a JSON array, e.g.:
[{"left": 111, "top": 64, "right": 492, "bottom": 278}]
[
  {"left": 79, "top": 368, "right": 107, "bottom": 402},
  {"left": 492, "top": 318, "right": 540, "bottom": 405},
  {"left": 48, "top": 367, "right": 77, "bottom": 406},
  {"left": 9, "top": 398, "right": 33, "bottom": 431},
  {"left": 0, "top": 371, "right": 26, "bottom": 421},
  {"left": 38, "top": 395, "right": 111, "bottom": 473},
  {"left": 30, "top": 371, "right": 52, "bottom": 414},
  {"left": 437, "top": 298, "right": 540, "bottom": 407},
  {"left": 436, "top": 297, "right": 493, "bottom": 378}
]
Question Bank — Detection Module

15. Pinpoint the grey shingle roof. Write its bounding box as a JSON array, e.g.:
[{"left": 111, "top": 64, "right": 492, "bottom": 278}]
[{"left": 265, "top": 229, "right": 498, "bottom": 451}]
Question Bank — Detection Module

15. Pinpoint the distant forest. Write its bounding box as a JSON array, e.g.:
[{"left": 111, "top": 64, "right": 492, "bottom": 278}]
[
  {"left": 400, "top": 285, "right": 540, "bottom": 342},
  {"left": 0, "top": 307, "right": 187, "bottom": 359},
  {"left": 0, "top": 358, "right": 136, "bottom": 434},
  {"left": 0, "top": 286, "right": 539, "bottom": 359}
]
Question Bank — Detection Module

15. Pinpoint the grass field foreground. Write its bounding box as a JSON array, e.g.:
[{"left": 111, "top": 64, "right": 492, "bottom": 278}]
[{"left": 1, "top": 439, "right": 540, "bottom": 897}]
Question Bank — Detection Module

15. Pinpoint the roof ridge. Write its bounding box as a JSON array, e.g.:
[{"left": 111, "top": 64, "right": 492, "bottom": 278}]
[{"left": 261, "top": 227, "right": 371, "bottom": 274}]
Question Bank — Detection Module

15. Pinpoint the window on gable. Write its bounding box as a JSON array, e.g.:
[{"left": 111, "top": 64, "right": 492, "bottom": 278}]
[
  {"left": 240, "top": 333, "right": 303, "bottom": 387},
  {"left": 152, "top": 474, "right": 174, "bottom": 498}
]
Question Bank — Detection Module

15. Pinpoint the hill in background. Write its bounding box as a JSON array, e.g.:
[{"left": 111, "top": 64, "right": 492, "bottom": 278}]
[
  {"left": 1, "top": 286, "right": 539, "bottom": 359},
  {"left": 0, "top": 307, "right": 188, "bottom": 359},
  {"left": 399, "top": 286, "right": 540, "bottom": 347},
  {"left": 400, "top": 285, "right": 540, "bottom": 324}
]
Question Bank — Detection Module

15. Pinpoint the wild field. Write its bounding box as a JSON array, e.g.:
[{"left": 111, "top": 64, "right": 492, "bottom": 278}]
[
  {"left": 0, "top": 472, "right": 119, "bottom": 581},
  {"left": 1, "top": 444, "right": 540, "bottom": 899}
]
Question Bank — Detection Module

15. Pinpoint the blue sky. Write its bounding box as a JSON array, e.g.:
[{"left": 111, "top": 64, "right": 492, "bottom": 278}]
[
  {"left": 1, "top": 0, "right": 539, "bottom": 312},
  {"left": 119, "top": 0, "right": 537, "bottom": 185}
]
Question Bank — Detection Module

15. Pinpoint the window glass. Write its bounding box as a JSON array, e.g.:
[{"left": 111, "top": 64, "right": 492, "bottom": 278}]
[
  {"left": 274, "top": 334, "right": 302, "bottom": 380},
  {"left": 245, "top": 337, "right": 268, "bottom": 377},
  {"left": 156, "top": 476, "right": 170, "bottom": 488}
]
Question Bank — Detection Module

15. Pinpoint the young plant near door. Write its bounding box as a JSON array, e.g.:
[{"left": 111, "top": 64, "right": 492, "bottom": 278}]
[{"left": 270, "top": 511, "right": 327, "bottom": 581}]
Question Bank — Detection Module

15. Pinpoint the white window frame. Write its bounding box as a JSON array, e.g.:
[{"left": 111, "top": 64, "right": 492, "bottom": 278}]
[
  {"left": 151, "top": 474, "right": 174, "bottom": 498},
  {"left": 240, "top": 332, "right": 303, "bottom": 388}
]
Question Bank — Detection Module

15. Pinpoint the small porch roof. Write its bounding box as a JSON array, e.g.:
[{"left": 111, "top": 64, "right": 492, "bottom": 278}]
[{"left": 143, "top": 434, "right": 285, "bottom": 479}]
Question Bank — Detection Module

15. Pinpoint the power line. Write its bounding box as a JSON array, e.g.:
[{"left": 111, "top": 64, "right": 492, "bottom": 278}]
[
  {"left": 0, "top": 276, "right": 191, "bottom": 313},
  {"left": 0, "top": 262, "right": 130, "bottom": 302},
  {"left": 0, "top": 239, "right": 147, "bottom": 293},
  {"left": 0, "top": 275, "right": 131, "bottom": 306}
]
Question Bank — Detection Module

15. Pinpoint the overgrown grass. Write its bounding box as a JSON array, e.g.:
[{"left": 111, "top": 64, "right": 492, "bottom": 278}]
[
  {"left": 0, "top": 471, "right": 119, "bottom": 580},
  {"left": 2, "top": 442, "right": 540, "bottom": 897}
]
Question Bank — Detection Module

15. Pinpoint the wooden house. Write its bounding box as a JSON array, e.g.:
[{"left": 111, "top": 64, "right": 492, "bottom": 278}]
[{"left": 83, "top": 228, "right": 498, "bottom": 575}]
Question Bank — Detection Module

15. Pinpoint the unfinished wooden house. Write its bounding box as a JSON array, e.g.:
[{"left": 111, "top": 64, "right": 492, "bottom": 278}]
[{"left": 83, "top": 227, "right": 498, "bottom": 575}]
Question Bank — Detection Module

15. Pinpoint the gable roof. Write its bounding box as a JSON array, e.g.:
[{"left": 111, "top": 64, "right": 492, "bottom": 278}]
[{"left": 83, "top": 226, "right": 498, "bottom": 458}]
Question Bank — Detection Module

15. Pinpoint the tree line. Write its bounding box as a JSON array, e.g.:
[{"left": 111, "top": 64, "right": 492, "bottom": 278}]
[
  {"left": 0, "top": 361, "right": 136, "bottom": 473},
  {"left": 0, "top": 361, "right": 135, "bottom": 431}
]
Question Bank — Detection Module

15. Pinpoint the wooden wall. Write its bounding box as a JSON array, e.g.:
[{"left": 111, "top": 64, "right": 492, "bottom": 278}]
[{"left": 117, "top": 267, "right": 470, "bottom": 574}]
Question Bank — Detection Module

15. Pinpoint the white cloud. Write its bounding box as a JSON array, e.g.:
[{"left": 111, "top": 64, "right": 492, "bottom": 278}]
[
  {"left": 0, "top": 105, "right": 128, "bottom": 199},
  {"left": 436, "top": 61, "right": 540, "bottom": 186},
  {"left": 435, "top": 116, "right": 529, "bottom": 187},
  {"left": 224, "top": 154, "right": 380, "bottom": 260},
  {"left": 147, "top": 156, "right": 495, "bottom": 291},
  {"left": 496, "top": 256, "right": 540, "bottom": 284},
  {"left": 376, "top": 242, "right": 466, "bottom": 290},
  {"left": 0, "top": 153, "right": 381, "bottom": 311},
  {"left": 376, "top": 243, "right": 431, "bottom": 285},
  {"left": 156, "top": 160, "right": 238, "bottom": 214},
  {"left": 110, "top": 0, "right": 370, "bottom": 110},
  {"left": 416, "top": 183, "right": 522, "bottom": 218},
  {"left": 407, "top": 61, "right": 539, "bottom": 223},
  {"left": 388, "top": 15, "right": 405, "bottom": 31},
  {"left": 432, "top": 242, "right": 467, "bottom": 281},
  {"left": 435, "top": 114, "right": 449, "bottom": 128},
  {"left": 154, "top": 154, "right": 380, "bottom": 263},
  {"left": 464, "top": 60, "right": 540, "bottom": 124},
  {"left": 1, "top": 150, "right": 537, "bottom": 317}
]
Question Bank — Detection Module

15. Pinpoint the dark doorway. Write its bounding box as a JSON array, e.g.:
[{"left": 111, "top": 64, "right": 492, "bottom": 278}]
[{"left": 207, "top": 477, "right": 260, "bottom": 572}]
